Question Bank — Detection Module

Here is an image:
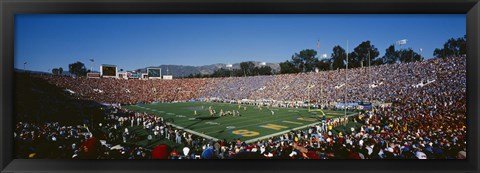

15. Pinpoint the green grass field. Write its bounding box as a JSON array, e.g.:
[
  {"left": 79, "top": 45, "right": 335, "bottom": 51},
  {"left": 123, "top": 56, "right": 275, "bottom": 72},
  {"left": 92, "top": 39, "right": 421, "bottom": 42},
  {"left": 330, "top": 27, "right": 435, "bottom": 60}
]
[{"left": 123, "top": 102, "right": 356, "bottom": 146}]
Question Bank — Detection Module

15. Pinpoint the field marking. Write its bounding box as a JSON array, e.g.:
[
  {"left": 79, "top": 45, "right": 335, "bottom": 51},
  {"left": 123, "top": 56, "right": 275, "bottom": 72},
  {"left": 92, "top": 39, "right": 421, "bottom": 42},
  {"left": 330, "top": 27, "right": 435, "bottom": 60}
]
[
  {"left": 202, "top": 114, "right": 317, "bottom": 135},
  {"left": 205, "top": 112, "right": 355, "bottom": 135},
  {"left": 244, "top": 112, "right": 357, "bottom": 144},
  {"left": 194, "top": 113, "right": 306, "bottom": 131},
  {"left": 165, "top": 122, "right": 220, "bottom": 142},
  {"left": 259, "top": 124, "right": 289, "bottom": 131},
  {"left": 232, "top": 129, "right": 260, "bottom": 137},
  {"left": 282, "top": 120, "right": 304, "bottom": 125}
]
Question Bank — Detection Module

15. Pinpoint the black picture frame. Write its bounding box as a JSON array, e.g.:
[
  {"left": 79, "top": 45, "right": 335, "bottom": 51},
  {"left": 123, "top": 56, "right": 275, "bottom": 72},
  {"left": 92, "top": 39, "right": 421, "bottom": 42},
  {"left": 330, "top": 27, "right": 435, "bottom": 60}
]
[{"left": 1, "top": 0, "right": 479, "bottom": 173}]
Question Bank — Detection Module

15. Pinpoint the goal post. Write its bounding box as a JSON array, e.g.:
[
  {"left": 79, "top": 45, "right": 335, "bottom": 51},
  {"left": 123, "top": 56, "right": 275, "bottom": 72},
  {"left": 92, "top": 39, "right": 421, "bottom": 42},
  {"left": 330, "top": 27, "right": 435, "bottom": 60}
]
[{"left": 307, "top": 82, "right": 326, "bottom": 116}]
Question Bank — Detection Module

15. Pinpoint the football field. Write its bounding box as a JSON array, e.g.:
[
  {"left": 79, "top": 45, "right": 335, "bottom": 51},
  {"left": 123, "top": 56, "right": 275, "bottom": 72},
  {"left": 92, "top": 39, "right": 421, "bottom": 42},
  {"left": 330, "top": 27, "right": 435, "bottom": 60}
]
[{"left": 123, "top": 102, "right": 356, "bottom": 145}]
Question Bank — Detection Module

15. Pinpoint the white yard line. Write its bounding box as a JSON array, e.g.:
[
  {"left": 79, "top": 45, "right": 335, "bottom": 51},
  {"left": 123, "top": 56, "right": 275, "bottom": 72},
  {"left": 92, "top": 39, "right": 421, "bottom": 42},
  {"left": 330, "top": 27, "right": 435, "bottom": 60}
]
[
  {"left": 129, "top": 105, "right": 220, "bottom": 141},
  {"left": 166, "top": 122, "right": 220, "bottom": 142}
]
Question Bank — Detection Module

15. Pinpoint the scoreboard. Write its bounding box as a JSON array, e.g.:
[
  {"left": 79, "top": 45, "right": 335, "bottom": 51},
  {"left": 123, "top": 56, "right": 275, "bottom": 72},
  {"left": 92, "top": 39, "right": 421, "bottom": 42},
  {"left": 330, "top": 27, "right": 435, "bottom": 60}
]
[
  {"left": 147, "top": 68, "right": 161, "bottom": 79},
  {"left": 100, "top": 65, "right": 117, "bottom": 78}
]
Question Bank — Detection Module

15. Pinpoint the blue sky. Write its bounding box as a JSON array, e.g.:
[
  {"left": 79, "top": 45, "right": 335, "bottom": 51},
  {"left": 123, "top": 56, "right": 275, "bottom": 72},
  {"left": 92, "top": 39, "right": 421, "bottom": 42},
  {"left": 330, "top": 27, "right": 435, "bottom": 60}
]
[{"left": 15, "top": 14, "right": 465, "bottom": 72}]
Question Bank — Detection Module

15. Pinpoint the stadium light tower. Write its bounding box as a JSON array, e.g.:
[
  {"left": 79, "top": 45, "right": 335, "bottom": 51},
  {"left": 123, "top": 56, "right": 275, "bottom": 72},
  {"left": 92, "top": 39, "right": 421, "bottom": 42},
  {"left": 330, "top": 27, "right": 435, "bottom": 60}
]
[
  {"left": 322, "top": 54, "right": 327, "bottom": 59},
  {"left": 368, "top": 50, "right": 373, "bottom": 105},
  {"left": 396, "top": 39, "right": 408, "bottom": 63},
  {"left": 23, "top": 61, "right": 27, "bottom": 71},
  {"left": 89, "top": 59, "right": 95, "bottom": 72},
  {"left": 259, "top": 62, "right": 266, "bottom": 75},
  {"left": 307, "top": 82, "right": 311, "bottom": 112},
  {"left": 344, "top": 40, "right": 348, "bottom": 127},
  {"left": 321, "top": 53, "right": 328, "bottom": 71},
  {"left": 420, "top": 48, "right": 423, "bottom": 60},
  {"left": 226, "top": 64, "right": 233, "bottom": 77}
]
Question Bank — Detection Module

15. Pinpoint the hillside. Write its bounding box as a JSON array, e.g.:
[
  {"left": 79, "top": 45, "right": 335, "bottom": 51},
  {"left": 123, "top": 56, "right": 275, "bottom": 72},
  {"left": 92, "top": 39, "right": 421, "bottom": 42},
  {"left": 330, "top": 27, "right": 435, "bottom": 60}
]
[{"left": 134, "top": 61, "right": 280, "bottom": 77}]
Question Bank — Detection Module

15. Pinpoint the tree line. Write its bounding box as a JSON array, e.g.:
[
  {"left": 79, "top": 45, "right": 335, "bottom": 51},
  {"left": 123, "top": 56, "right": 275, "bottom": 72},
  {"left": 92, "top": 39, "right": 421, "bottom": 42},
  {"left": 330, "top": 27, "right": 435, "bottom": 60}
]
[
  {"left": 185, "top": 61, "right": 273, "bottom": 78},
  {"left": 58, "top": 36, "right": 466, "bottom": 77},
  {"left": 279, "top": 41, "right": 407, "bottom": 74},
  {"left": 434, "top": 35, "right": 466, "bottom": 58},
  {"left": 279, "top": 36, "right": 466, "bottom": 74},
  {"left": 52, "top": 61, "right": 90, "bottom": 76}
]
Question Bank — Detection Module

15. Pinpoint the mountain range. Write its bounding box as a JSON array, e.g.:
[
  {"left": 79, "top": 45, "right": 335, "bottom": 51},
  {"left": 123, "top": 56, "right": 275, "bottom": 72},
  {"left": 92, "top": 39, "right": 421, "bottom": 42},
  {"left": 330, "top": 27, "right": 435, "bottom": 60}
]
[{"left": 133, "top": 61, "right": 280, "bottom": 77}]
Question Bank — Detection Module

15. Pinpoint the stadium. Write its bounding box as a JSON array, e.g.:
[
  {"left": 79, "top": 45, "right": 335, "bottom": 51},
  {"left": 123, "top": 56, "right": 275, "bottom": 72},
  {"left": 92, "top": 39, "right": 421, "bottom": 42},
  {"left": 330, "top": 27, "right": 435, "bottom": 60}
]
[
  {"left": 13, "top": 14, "right": 468, "bottom": 160},
  {"left": 14, "top": 53, "right": 466, "bottom": 159}
]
